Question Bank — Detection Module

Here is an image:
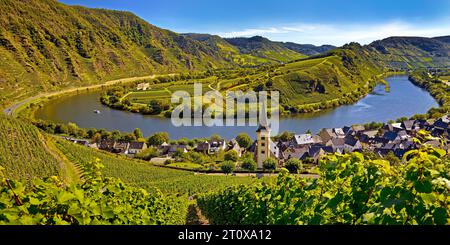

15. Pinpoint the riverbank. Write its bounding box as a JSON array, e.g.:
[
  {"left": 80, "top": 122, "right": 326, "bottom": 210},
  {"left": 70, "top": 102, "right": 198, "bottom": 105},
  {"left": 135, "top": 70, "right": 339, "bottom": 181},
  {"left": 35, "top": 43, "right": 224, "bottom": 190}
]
[{"left": 4, "top": 73, "right": 177, "bottom": 118}]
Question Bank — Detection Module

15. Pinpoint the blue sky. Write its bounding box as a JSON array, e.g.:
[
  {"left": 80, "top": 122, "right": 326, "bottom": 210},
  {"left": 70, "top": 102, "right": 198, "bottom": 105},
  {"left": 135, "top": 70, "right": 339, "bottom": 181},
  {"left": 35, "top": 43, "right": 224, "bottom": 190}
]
[{"left": 60, "top": 0, "right": 450, "bottom": 46}]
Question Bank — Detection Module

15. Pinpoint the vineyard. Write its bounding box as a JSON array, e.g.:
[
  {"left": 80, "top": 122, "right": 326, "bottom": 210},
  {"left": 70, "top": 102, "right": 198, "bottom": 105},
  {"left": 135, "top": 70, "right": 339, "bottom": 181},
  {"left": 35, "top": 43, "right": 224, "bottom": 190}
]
[
  {"left": 55, "top": 139, "right": 262, "bottom": 195},
  {"left": 0, "top": 160, "right": 188, "bottom": 225},
  {"left": 0, "top": 116, "right": 61, "bottom": 180},
  {"left": 198, "top": 147, "right": 450, "bottom": 225}
]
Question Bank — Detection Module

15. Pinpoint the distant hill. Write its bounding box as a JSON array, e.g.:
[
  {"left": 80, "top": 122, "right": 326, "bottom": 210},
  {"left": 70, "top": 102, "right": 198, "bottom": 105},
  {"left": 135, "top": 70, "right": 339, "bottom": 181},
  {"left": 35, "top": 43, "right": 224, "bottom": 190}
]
[
  {"left": 0, "top": 0, "right": 242, "bottom": 106},
  {"left": 224, "top": 36, "right": 307, "bottom": 62},
  {"left": 278, "top": 42, "right": 336, "bottom": 56},
  {"left": 182, "top": 33, "right": 279, "bottom": 65},
  {"left": 367, "top": 36, "right": 450, "bottom": 69},
  {"left": 433, "top": 35, "right": 450, "bottom": 44}
]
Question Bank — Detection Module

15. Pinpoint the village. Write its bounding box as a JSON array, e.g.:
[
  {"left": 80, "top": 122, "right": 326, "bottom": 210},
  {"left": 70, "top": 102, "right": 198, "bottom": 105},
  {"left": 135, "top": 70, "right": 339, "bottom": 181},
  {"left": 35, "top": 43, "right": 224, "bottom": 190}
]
[{"left": 63, "top": 114, "right": 450, "bottom": 171}]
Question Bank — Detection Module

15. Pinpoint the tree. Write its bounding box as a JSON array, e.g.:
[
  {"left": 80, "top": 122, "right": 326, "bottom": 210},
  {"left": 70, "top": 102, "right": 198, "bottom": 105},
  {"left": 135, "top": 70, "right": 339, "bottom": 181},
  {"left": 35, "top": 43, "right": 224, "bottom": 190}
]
[
  {"left": 277, "top": 131, "right": 295, "bottom": 142},
  {"left": 133, "top": 128, "right": 143, "bottom": 139},
  {"left": 284, "top": 158, "right": 303, "bottom": 173},
  {"left": 171, "top": 148, "right": 185, "bottom": 160},
  {"left": 55, "top": 124, "right": 68, "bottom": 134},
  {"left": 241, "top": 158, "right": 256, "bottom": 171},
  {"left": 67, "top": 122, "right": 79, "bottom": 137},
  {"left": 121, "top": 133, "right": 136, "bottom": 142},
  {"left": 135, "top": 148, "right": 159, "bottom": 161},
  {"left": 236, "top": 133, "right": 252, "bottom": 149},
  {"left": 220, "top": 161, "right": 236, "bottom": 174},
  {"left": 210, "top": 134, "right": 222, "bottom": 142},
  {"left": 263, "top": 158, "right": 277, "bottom": 171},
  {"left": 148, "top": 132, "right": 170, "bottom": 146},
  {"left": 111, "top": 130, "right": 122, "bottom": 141},
  {"left": 92, "top": 133, "right": 102, "bottom": 143},
  {"left": 224, "top": 151, "right": 239, "bottom": 162}
]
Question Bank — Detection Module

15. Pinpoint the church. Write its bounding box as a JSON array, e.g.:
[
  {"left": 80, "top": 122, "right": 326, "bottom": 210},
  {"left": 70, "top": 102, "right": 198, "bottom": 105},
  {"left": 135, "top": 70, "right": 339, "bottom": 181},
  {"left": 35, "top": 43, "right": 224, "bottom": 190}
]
[{"left": 254, "top": 124, "right": 280, "bottom": 169}]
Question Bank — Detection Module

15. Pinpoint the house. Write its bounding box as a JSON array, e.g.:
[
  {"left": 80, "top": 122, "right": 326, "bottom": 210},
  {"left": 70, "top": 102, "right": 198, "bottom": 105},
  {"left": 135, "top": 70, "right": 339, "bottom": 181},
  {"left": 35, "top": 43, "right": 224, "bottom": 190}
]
[
  {"left": 397, "top": 130, "right": 409, "bottom": 140},
  {"left": 269, "top": 139, "right": 280, "bottom": 159},
  {"left": 357, "top": 130, "right": 378, "bottom": 144},
  {"left": 326, "top": 138, "right": 345, "bottom": 153},
  {"left": 382, "top": 131, "right": 399, "bottom": 142},
  {"left": 209, "top": 139, "right": 227, "bottom": 154},
  {"left": 351, "top": 124, "right": 365, "bottom": 133},
  {"left": 433, "top": 119, "right": 449, "bottom": 130},
  {"left": 113, "top": 142, "right": 129, "bottom": 154},
  {"left": 136, "top": 82, "right": 150, "bottom": 91},
  {"left": 128, "top": 142, "right": 148, "bottom": 155},
  {"left": 98, "top": 139, "right": 116, "bottom": 152},
  {"left": 318, "top": 128, "right": 337, "bottom": 142},
  {"left": 308, "top": 145, "right": 333, "bottom": 162},
  {"left": 333, "top": 128, "right": 346, "bottom": 138},
  {"left": 401, "top": 120, "right": 415, "bottom": 131},
  {"left": 196, "top": 141, "right": 210, "bottom": 153},
  {"left": 293, "top": 134, "right": 320, "bottom": 147},
  {"left": 343, "top": 126, "right": 352, "bottom": 136},
  {"left": 161, "top": 144, "right": 188, "bottom": 156},
  {"left": 282, "top": 147, "right": 309, "bottom": 161},
  {"left": 344, "top": 137, "right": 362, "bottom": 152},
  {"left": 382, "top": 123, "right": 403, "bottom": 133},
  {"left": 227, "top": 139, "right": 243, "bottom": 157}
]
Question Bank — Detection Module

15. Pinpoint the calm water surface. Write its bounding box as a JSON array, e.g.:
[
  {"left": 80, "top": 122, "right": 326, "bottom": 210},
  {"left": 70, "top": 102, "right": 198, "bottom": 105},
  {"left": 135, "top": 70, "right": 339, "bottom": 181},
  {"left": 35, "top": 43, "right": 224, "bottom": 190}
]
[{"left": 35, "top": 76, "right": 439, "bottom": 139}]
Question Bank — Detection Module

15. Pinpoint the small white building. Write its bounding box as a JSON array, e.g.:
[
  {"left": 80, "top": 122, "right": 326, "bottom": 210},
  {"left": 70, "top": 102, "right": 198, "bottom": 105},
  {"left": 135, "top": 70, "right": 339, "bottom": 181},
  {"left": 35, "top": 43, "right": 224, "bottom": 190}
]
[{"left": 137, "top": 83, "right": 150, "bottom": 91}]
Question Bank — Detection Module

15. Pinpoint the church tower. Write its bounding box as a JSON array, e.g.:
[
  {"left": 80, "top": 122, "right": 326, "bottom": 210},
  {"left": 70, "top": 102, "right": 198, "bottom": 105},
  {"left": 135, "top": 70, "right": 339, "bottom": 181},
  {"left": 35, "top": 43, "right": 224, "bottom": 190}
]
[{"left": 256, "top": 124, "right": 271, "bottom": 169}]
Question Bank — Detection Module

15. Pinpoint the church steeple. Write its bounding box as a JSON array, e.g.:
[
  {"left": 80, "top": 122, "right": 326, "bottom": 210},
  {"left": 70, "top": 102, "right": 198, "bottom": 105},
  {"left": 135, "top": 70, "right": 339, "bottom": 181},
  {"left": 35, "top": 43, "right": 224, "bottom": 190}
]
[{"left": 256, "top": 123, "right": 271, "bottom": 169}]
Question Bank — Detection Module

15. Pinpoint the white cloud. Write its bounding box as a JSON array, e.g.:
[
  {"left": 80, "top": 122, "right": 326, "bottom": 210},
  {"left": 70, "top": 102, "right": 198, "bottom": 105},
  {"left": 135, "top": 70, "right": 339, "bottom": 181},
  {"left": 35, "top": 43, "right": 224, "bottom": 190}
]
[
  {"left": 219, "top": 27, "right": 288, "bottom": 37},
  {"left": 215, "top": 21, "right": 450, "bottom": 46}
]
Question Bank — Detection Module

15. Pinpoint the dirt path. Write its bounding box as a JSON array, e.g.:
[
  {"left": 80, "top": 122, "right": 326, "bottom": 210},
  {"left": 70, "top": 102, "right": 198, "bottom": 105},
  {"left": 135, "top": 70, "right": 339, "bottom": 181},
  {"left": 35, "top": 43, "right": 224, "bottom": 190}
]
[
  {"left": 3, "top": 73, "right": 176, "bottom": 116},
  {"left": 38, "top": 134, "right": 82, "bottom": 184},
  {"left": 185, "top": 203, "right": 209, "bottom": 225}
]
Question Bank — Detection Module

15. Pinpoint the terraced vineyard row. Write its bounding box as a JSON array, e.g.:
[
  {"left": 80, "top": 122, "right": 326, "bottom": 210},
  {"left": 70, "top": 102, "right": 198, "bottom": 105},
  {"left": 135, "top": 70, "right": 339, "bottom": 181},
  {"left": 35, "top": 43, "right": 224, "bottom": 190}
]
[
  {"left": 0, "top": 116, "right": 60, "bottom": 179},
  {"left": 55, "top": 139, "right": 261, "bottom": 195}
]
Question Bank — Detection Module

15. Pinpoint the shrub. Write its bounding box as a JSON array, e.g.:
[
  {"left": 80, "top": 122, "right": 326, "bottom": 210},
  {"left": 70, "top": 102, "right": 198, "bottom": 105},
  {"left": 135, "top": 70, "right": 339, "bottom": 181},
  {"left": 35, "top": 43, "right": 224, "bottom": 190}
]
[
  {"left": 220, "top": 161, "right": 236, "bottom": 174},
  {"left": 224, "top": 151, "right": 239, "bottom": 162},
  {"left": 262, "top": 158, "right": 277, "bottom": 171},
  {"left": 240, "top": 158, "right": 257, "bottom": 171},
  {"left": 284, "top": 158, "right": 303, "bottom": 173}
]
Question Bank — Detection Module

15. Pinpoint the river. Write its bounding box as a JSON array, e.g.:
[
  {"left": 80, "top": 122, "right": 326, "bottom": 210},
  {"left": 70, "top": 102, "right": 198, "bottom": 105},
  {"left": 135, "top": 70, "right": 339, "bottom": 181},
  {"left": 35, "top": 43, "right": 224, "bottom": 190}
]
[{"left": 35, "top": 75, "right": 439, "bottom": 139}]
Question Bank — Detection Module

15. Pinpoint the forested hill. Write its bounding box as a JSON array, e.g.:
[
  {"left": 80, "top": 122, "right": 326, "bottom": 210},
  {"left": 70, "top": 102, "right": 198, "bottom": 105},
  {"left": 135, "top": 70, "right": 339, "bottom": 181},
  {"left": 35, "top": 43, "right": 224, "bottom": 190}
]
[
  {"left": 224, "top": 36, "right": 307, "bottom": 62},
  {"left": 0, "top": 0, "right": 238, "bottom": 105},
  {"left": 367, "top": 36, "right": 450, "bottom": 69},
  {"left": 277, "top": 42, "right": 336, "bottom": 56}
]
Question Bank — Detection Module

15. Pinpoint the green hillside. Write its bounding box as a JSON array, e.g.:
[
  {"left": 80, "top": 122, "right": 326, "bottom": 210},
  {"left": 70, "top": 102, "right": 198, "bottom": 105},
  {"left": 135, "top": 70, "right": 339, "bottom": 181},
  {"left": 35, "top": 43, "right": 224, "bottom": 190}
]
[
  {"left": 367, "top": 36, "right": 450, "bottom": 69},
  {"left": 0, "top": 116, "right": 61, "bottom": 179},
  {"left": 182, "top": 33, "right": 275, "bottom": 65},
  {"left": 224, "top": 36, "right": 307, "bottom": 62},
  {"left": 0, "top": 0, "right": 240, "bottom": 107},
  {"left": 278, "top": 42, "right": 336, "bottom": 56}
]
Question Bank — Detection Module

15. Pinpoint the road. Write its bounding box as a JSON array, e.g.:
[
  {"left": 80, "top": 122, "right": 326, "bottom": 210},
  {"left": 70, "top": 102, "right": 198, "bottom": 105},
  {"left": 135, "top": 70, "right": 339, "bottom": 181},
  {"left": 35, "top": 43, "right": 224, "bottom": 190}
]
[{"left": 3, "top": 74, "right": 176, "bottom": 116}]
